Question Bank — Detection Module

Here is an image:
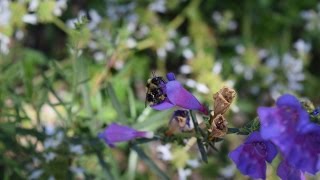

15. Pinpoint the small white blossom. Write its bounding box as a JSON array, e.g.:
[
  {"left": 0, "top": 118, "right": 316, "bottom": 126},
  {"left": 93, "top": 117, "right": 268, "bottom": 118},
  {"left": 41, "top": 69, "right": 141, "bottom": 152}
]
[
  {"left": 126, "top": 38, "right": 137, "bottom": 49},
  {"left": 93, "top": 52, "right": 105, "bottom": 62},
  {"left": 180, "top": 64, "right": 192, "bottom": 74},
  {"left": 196, "top": 83, "right": 210, "bottom": 94},
  {"left": 69, "top": 144, "right": 84, "bottom": 154},
  {"left": 212, "top": 61, "right": 222, "bottom": 74},
  {"left": 178, "top": 168, "right": 192, "bottom": 180},
  {"left": 185, "top": 79, "right": 197, "bottom": 88},
  {"left": 23, "top": 14, "right": 38, "bottom": 25},
  {"left": 156, "top": 144, "right": 172, "bottom": 161},
  {"left": 149, "top": 0, "right": 166, "bottom": 13},
  {"left": 28, "top": 0, "right": 39, "bottom": 11},
  {"left": 157, "top": 48, "right": 167, "bottom": 59},
  {"left": 53, "top": 0, "right": 67, "bottom": 17},
  {"left": 179, "top": 36, "right": 190, "bottom": 47},
  {"left": 29, "top": 169, "right": 43, "bottom": 179},
  {"left": 182, "top": 49, "right": 194, "bottom": 60},
  {"left": 294, "top": 39, "right": 311, "bottom": 55},
  {"left": 0, "top": 33, "right": 10, "bottom": 54},
  {"left": 0, "top": 0, "right": 11, "bottom": 26},
  {"left": 44, "top": 152, "right": 56, "bottom": 162}
]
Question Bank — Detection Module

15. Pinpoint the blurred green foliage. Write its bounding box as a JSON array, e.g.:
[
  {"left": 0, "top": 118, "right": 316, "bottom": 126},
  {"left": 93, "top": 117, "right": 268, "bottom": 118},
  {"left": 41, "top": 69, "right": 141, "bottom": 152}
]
[{"left": 0, "top": 0, "right": 320, "bottom": 179}]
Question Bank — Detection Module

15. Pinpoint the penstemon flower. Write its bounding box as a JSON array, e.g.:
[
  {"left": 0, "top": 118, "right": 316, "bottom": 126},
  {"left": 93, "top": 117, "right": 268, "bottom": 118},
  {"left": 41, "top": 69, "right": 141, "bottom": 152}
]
[
  {"left": 257, "top": 94, "right": 320, "bottom": 175},
  {"left": 149, "top": 73, "right": 208, "bottom": 114},
  {"left": 166, "top": 110, "right": 191, "bottom": 135},
  {"left": 280, "top": 123, "right": 320, "bottom": 174},
  {"left": 277, "top": 159, "right": 305, "bottom": 180},
  {"left": 98, "top": 123, "right": 154, "bottom": 147},
  {"left": 228, "top": 132, "right": 277, "bottom": 179},
  {"left": 257, "top": 94, "right": 309, "bottom": 146}
]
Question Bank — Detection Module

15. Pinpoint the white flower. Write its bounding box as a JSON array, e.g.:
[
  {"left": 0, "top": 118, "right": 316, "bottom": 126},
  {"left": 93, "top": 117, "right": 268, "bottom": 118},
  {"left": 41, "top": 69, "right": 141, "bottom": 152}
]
[
  {"left": 93, "top": 52, "right": 105, "bottom": 62},
  {"left": 28, "top": 0, "right": 39, "bottom": 11},
  {"left": 70, "top": 166, "right": 85, "bottom": 178},
  {"left": 235, "top": 44, "right": 245, "bottom": 54},
  {"left": 179, "top": 36, "right": 190, "bottom": 47},
  {"left": 0, "top": 0, "right": 11, "bottom": 26},
  {"left": 165, "top": 41, "right": 175, "bottom": 51},
  {"left": 88, "top": 9, "right": 102, "bottom": 30},
  {"left": 212, "top": 61, "right": 222, "bottom": 74},
  {"left": 178, "top": 168, "right": 191, "bottom": 180},
  {"left": 126, "top": 38, "right": 137, "bottom": 49},
  {"left": 156, "top": 144, "right": 172, "bottom": 161},
  {"left": 196, "top": 83, "right": 210, "bottom": 94},
  {"left": 294, "top": 39, "right": 311, "bottom": 55},
  {"left": 69, "top": 144, "right": 84, "bottom": 154},
  {"left": 185, "top": 79, "right": 197, "bottom": 88},
  {"left": 219, "top": 164, "right": 236, "bottom": 178},
  {"left": 53, "top": 0, "right": 67, "bottom": 17},
  {"left": 0, "top": 33, "right": 10, "bottom": 55},
  {"left": 182, "top": 49, "right": 194, "bottom": 60},
  {"left": 29, "top": 169, "right": 43, "bottom": 179},
  {"left": 23, "top": 14, "right": 38, "bottom": 25},
  {"left": 157, "top": 48, "right": 167, "bottom": 59},
  {"left": 186, "top": 159, "right": 200, "bottom": 168},
  {"left": 44, "top": 152, "right": 56, "bottom": 162},
  {"left": 180, "top": 64, "right": 192, "bottom": 74},
  {"left": 149, "top": 0, "right": 166, "bottom": 13}
]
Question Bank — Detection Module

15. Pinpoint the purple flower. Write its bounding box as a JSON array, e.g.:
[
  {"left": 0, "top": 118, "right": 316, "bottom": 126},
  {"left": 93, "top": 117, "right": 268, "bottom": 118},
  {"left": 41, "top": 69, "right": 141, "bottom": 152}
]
[
  {"left": 98, "top": 123, "right": 154, "bottom": 147},
  {"left": 257, "top": 94, "right": 320, "bottom": 175},
  {"left": 277, "top": 160, "right": 305, "bottom": 180},
  {"left": 257, "top": 94, "right": 309, "bottom": 145},
  {"left": 229, "top": 132, "right": 277, "bottom": 179},
  {"left": 150, "top": 73, "right": 208, "bottom": 114},
  {"left": 166, "top": 110, "right": 191, "bottom": 135},
  {"left": 311, "top": 106, "right": 320, "bottom": 116},
  {"left": 281, "top": 123, "right": 320, "bottom": 174}
]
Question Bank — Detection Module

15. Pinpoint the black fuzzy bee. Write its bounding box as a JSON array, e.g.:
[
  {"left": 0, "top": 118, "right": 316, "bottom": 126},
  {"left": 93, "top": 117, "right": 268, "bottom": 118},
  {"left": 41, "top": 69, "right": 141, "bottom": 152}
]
[{"left": 145, "top": 74, "right": 167, "bottom": 107}]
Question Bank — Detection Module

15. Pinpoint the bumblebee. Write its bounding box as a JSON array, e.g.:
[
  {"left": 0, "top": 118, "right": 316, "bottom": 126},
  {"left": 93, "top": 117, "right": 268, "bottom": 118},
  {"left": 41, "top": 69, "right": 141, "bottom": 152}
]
[{"left": 145, "top": 75, "right": 167, "bottom": 106}]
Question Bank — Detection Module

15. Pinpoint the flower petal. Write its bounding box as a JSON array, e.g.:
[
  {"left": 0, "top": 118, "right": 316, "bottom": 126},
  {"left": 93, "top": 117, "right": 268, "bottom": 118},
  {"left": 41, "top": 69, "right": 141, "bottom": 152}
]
[
  {"left": 282, "top": 123, "right": 320, "bottom": 174},
  {"left": 166, "top": 73, "right": 176, "bottom": 81},
  {"left": 276, "top": 94, "right": 301, "bottom": 109},
  {"left": 277, "top": 160, "right": 305, "bottom": 180},
  {"left": 98, "top": 123, "right": 152, "bottom": 147},
  {"left": 229, "top": 132, "right": 274, "bottom": 179},
  {"left": 166, "top": 80, "right": 206, "bottom": 113},
  {"left": 150, "top": 100, "right": 175, "bottom": 110},
  {"left": 229, "top": 143, "right": 266, "bottom": 179}
]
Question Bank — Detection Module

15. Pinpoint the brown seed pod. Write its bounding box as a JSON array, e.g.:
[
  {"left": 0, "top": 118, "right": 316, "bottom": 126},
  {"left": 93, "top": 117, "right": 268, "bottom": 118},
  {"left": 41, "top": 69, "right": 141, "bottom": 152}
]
[
  {"left": 212, "top": 86, "right": 236, "bottom": 118},
  {"left": 208, "top": 86, "right": 236, "bottom": 139},
  {"left": 208, "top": 114, "right": 228, "bottom": 140}
]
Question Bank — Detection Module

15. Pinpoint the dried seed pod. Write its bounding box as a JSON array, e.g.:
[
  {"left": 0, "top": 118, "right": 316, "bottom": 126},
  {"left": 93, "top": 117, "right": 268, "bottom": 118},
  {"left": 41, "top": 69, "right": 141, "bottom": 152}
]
[
  {"left": 208, "top": 114, "right": 228, "bottom": 140},
  {"left": 212, "top": 86, "right": 236, "bottom": 117},
  {"left": 208, "top": 86, "right": 236, "bottom": 139}
]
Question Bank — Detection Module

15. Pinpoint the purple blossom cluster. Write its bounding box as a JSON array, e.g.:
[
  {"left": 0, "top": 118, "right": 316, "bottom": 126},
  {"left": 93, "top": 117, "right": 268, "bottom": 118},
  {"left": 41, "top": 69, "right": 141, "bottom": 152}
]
[{"left": 229, "top": 94, "right": 320, "bottom": 179}]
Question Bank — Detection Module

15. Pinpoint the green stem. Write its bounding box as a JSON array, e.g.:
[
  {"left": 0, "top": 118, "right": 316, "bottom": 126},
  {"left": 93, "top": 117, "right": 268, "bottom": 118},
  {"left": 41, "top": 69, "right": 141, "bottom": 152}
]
[
  {"left": 189, "top": 110, "right": 208, "bottom": 163},
  {"left": 53, "top": 17, "right": 70, "bottom": 35}
]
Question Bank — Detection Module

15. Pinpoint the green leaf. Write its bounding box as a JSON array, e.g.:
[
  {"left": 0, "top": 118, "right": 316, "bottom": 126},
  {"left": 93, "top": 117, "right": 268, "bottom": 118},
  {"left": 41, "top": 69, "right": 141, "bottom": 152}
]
[
  {"left": 37, "top": 0, "right": 56, "bottom": 23},
  {"left": 106, "top": 82, "right": 128, "bottom": 123}
]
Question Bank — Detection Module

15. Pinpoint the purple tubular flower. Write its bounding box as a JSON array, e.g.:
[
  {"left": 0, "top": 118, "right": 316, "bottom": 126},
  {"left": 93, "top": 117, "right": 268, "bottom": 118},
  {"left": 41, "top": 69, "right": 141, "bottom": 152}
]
[
  {"left": 151, "top": 73, "right": 208, "bottom": 114},
  {"left": 257, "top": 94, "right": 309, "bottom": 143},
  {"left": 98, "top": 123, "right": 153, "bottom": 147},
  {"left": 229, "top": 132, "right": 277, "bottom": 179},
  {"left": 277, "top": 160, "right": 305, "bottom": 180},
  {"left": 281, "top": 123, "right": 320, "bottom": 174}
]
